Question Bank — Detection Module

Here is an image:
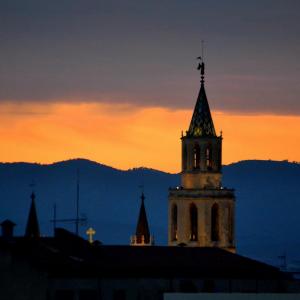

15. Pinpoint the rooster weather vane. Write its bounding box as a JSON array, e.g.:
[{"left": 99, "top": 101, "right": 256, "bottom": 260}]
[
  {"left": 197, "top": 56, "right": 205, "bottom": 83},
  {"left": 197, "top": 40, "right": 205, "bottom": 83}
]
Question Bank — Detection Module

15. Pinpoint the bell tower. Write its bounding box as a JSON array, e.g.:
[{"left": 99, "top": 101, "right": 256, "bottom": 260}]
[{"left": 168, "top": 59, "right": 236, "bottom": 252}]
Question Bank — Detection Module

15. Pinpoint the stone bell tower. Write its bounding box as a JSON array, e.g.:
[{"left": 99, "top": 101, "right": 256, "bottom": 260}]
[{"left": 168, "top": 59, "right": 236, "bottom": 252}]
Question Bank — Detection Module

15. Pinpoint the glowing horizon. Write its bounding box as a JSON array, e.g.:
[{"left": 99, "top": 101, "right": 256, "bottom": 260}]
[
  {"left": 1, "top": 1, "right": 299, "bottom": 173},
  {"left": 1, "top": 102, "right": 299, "bottom": 173}
]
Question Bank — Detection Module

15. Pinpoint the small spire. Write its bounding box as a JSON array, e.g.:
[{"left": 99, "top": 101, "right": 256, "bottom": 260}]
[
  {"left": 25, "top": 192, "right": 40, "bottom": 238},
  {"left": 135, "top": 192, "right": 149, "bottom": 241},
  {"left": 1, "top": 219, "right": 16, "bottom": 239},
  {"left": 130, "top": 192, "right": 153, "bottom": 246}
]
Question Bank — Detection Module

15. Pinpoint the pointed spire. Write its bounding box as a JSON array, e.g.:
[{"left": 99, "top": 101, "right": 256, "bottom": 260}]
[
  {"left": 25, "top": 192, "right": 40, "bottom": 238},
  {"left": 135, "top": 192, "right": 150, "bottom": 244},
  {"left": 188, "top": 61, "right": 216, "bottom": 137}
]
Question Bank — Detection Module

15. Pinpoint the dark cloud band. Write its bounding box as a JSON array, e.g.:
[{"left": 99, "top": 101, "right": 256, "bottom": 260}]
[{"left": 0, "top": 0, "right": 299, "bottom": 115}]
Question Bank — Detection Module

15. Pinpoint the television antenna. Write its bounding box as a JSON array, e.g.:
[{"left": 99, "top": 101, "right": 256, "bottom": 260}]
[{"left": 50, "top": 169, "right": 87, "bottom": 235}]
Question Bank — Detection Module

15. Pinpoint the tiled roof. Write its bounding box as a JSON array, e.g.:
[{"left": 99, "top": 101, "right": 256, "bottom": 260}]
[
  {"left": 0, "top": 229, "right": 286, "bottom": 280},
  {"left": 188, "top": 83, "right": 216, "bottom": 137}
]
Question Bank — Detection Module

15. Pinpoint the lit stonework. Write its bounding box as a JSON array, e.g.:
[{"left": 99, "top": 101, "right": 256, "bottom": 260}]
[{"left": 168, "top": 60, "right": 236, "bottom": 252}]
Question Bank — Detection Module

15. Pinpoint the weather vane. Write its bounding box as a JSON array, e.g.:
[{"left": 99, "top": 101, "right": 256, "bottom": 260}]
[{"left": 197, "top": 40, "right": 205, "bottom": 83}]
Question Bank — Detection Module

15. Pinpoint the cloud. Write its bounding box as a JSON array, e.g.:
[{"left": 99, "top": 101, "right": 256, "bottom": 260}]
[
  {"left": 0, "top": 0, "right": 299, "bottom": 114},
  {"left": 1, "top": 101, "right": 300, "bottom": 172}
]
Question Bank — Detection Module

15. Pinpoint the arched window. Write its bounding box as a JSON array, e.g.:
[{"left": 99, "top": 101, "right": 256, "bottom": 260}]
[
  {"left": 211, "top": 203, "right": 219, "bottom": 242},
  {"left": 193, "top": 143, "right": 200, "bottom": 169},
  {"left": 206, "top": 146, "right": 212, "bottom": 170},
  {"left": 171, "top": 204, "right": 178, "bottom": 241},
  {"left": 190, "top": 204, "right": 198, "bottom": 241}
]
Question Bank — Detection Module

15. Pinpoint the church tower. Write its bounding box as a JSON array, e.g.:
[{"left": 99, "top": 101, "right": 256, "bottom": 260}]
[{"left": 168, "top": 59, "right": 236, "bottom": 253}]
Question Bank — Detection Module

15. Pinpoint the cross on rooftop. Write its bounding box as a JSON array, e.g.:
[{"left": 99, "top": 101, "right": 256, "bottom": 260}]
[{"left": 86, "top": 227, "right": 96, "bottom": 244}]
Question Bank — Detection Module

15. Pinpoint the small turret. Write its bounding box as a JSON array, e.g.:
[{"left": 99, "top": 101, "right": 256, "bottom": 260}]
[
  {"left": 25, "top": 192, "right": 40, "bottom": 238},
  {"left": 1, "top": 219, "right": 16, "bottom": 239},
  {"left": 130, "top": 192, "right": 154, "bottom": 246}
]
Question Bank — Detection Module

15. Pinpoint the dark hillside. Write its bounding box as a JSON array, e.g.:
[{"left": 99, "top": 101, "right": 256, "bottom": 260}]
[{"left": 0, "top": 159, "right": 299, "bottom": 267}]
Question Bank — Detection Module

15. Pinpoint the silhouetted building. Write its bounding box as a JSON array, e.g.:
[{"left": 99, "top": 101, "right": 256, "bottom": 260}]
[
  {"left": 1, "top": 227, "right": 299, "bottom": 300},
  {"left": 131, "top": 192, "right": 154, "bottom": 246},
  {"left": 25, "top": 192, "right": 40, "bottom": 238},
  {"left": 0, "top": 219, "right": 15, "bottom": 239}
]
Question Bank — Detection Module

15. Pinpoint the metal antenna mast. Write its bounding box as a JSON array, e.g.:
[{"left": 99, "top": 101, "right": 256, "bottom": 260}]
[{"left": 50, "top": 168, "right": 87, "bottom": 236}]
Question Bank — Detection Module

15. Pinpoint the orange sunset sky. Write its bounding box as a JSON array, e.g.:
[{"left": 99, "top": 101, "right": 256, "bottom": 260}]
[
  {"left": 1, "top": 101, "right": 299, "bottom": 173},
  {"left": 1, "top": 1, "right": 300, "bottom": 172}
]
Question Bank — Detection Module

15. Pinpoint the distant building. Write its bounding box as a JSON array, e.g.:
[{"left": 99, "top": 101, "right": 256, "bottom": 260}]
[{"left": 168, "top": 61, "right": 235, "bottom": 252}]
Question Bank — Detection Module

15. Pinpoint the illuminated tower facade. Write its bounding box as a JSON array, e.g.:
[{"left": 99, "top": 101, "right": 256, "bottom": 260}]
[{"left": 168, "top": 60, "right": 236, "bottom": 252}]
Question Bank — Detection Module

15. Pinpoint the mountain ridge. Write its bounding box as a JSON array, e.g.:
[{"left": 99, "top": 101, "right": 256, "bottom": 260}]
[{"left": 1, "top": 157, "right": 299, "bottom": 173}]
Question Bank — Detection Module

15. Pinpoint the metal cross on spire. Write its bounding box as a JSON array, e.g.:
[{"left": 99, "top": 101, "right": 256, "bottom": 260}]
[
  {"left": 138, "top": 185, "right": 146, "bottom": 203},
  {"left": 29, "top": 180, "right": 36, "bottom": 200}
]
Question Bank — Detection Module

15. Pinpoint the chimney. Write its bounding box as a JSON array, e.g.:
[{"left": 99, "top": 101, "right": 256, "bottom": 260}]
[{"left": 1, "top": 219, "right": 16, "bottom": 239}]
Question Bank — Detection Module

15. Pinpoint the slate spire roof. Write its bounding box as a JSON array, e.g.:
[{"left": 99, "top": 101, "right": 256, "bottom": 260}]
[
  {"left": 25, "top": 192, "right": 40, "bottom": 238},
  {"left": 135, "top": 192, "right": 150, "bottom": 244},
  {"left": 188, "top": 63, "right": 216, "bottom": 137}
]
